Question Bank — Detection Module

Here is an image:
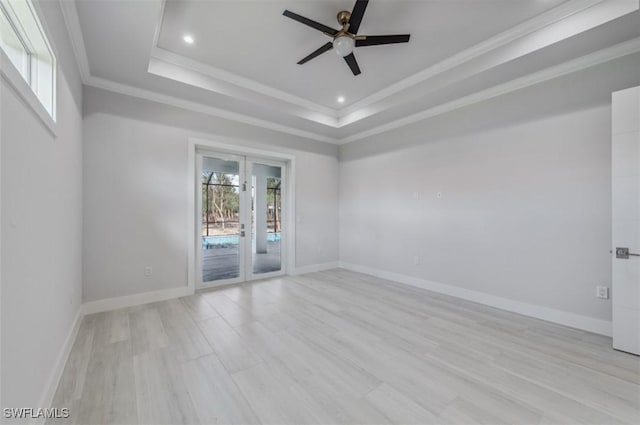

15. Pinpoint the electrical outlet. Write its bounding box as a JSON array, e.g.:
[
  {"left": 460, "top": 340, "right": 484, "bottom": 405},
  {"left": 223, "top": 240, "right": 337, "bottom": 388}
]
[
  {"left": 596, "top": 286, "right": 609, "bottom": 299},
  {"left": 144, "top": 266, "right": 153, "bottom": 277}
]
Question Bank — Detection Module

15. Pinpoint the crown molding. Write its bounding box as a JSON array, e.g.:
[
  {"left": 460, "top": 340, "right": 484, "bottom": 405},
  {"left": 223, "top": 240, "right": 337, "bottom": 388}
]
[
  {"left": 337, "top": 0, "right": 607, "bottom": 119},
  {"left": 147, "top": 49, "right": 339, "bottom": 127},
  {"left": 338, "top": 37, "right": 640, "bottom": 144},
  {"left": 59, "top": 0, "right": 639, "bottom": 146},
  {"left": 58, "top": 0, "right": 337, "bottom": 144},
  {"left": 59, "top": 0, "right": 90, "bottom": 81},
  {"left": 84, "top": 75, "right": 339, "bottom": 144},
  {"left": 148, "top": 0, "right": 609, "bottom": 123},
  {"left": 146, "top": 0, "right": 638, "bottom": 130},
  {"left": 149, "top": 0, "right": 337, "bottom": 122},
  {"left": 149, "top": 47, "right": 338, "bottom": 121},
  {"left": 336, "top": 0, "right": 640, "bottom": 127}
]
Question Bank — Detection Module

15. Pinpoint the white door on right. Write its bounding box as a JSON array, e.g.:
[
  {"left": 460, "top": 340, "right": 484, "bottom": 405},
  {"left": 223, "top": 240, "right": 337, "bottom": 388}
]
[{"left": 612, "top": 86, "right": 640, "bottom": 355}]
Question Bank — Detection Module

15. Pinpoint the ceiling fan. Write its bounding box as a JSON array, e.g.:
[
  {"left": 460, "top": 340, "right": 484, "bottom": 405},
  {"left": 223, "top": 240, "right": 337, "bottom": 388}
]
[{"left": 283, "top": 0, "right": 410, "bottom": 76}]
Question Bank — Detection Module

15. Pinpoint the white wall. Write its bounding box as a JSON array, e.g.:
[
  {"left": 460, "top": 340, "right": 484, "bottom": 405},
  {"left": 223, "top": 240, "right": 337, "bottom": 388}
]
[
  {"left": 82, "top": 87, "right": 339, "bottom": 302},
  {"left": 341, "top": 105, "right": 612, "bottom": 321},
  {"left": 339, "top": 54, "right": 640, "bottom": 327},
  {"left": 0, "top": 0, "right": 83, "bottom": 414}
]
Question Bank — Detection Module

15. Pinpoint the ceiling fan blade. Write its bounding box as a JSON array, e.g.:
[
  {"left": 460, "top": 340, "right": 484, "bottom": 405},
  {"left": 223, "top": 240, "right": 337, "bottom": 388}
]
[
  {"left": 283, "top": 10, "right": 338, "bottom": 36},
  {"left": 297, "top": 42, "right": 333, "bottom": 65},
  {"left": 343, "top": 53, "right": 361, "bottom": 76},
  {"left": 348, "top": 0, "right": 369, "bottom": 34},
  {"left": 356, "top": 34, "right": 410, "bottom": 47}
]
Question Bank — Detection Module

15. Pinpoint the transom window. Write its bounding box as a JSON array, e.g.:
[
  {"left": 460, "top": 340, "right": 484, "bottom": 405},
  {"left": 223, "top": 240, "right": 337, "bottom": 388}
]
[{"left": 0, "top": 0, "right": 56, "bottom": 120}]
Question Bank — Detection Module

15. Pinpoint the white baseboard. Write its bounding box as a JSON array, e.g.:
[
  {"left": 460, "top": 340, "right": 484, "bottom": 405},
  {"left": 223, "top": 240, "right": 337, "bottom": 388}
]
[
  {"left": 35, "top": 285, "right": 192, "bottom": 419},
  {"left": 293, "top": 261, "right": 340, "bottom": 275},
  {"left": 339, "top": 261, "right": 612, "bottom": 337},
  {"left": 82, "top": 263, "right": 338, "bottom": 317},
  {"left": 82, "top": 286, "right": 194, "bottom": 315},
  {"left": 36, "top": 308, "right": 83, "bottom": 423}
]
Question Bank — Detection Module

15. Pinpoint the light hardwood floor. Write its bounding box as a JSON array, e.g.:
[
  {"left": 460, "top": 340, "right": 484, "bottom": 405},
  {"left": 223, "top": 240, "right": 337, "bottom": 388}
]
[{"left": 49, "top": 269, "right": 640, "bottom": 425}]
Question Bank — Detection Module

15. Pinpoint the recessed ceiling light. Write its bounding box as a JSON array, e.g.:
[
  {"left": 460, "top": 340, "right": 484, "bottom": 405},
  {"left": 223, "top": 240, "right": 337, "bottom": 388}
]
[
  {"left": 337, "top": 96, "right": 345, "bottom": 104},
  {"left": 183, "top": 34, "right": 194, "bottom": 44}
]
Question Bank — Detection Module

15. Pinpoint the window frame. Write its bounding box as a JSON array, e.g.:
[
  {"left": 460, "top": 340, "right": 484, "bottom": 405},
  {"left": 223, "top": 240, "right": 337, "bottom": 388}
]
[
  {"left": 0, "top": 0, "right": 57, "bottom": 134},
  {"left": 0, "top": 2, "right": 32, "bottom": 82}
]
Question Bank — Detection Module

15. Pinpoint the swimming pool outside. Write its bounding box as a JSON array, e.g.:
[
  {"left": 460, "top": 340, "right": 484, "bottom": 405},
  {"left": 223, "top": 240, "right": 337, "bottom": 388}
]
[{"left": 202, "top": 232, "right": 281, "bottom": 248}]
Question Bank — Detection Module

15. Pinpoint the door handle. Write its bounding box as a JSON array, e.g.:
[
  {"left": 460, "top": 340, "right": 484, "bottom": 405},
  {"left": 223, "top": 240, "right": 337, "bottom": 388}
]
[{"left": 616, "top": 247, "right": 640, "bottom": 259}]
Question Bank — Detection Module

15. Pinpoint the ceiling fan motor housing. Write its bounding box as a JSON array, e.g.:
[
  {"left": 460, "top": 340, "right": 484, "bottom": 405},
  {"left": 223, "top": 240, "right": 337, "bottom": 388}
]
[{"left": 337, "top": 10, "right": 351, "bottom": 26}]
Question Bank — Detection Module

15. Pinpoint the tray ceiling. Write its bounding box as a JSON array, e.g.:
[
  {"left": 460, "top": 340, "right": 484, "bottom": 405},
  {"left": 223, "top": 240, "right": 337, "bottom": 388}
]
[{"left": 66, "top": 0, "right": 640, "bottom": 144}]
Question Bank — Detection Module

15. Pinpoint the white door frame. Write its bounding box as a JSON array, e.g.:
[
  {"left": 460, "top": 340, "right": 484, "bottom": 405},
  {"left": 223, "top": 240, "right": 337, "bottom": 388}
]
[{"left": 187, "top": 137, "right": 296, "bottom": 292}]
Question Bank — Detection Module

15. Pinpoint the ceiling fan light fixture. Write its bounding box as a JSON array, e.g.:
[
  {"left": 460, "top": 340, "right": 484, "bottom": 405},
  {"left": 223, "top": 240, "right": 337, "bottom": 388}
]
[
  {"left": 283, "top": 1, "right": 411, "bottom": 76},
  {"left": 333, "top": 35, "right": 355, "bottom": 57}
]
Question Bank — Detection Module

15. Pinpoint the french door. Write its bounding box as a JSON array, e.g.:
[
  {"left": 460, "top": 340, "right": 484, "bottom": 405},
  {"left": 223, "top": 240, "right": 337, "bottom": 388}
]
[{"left": 196, "top": 152, "right": 286, "bottom": 287}]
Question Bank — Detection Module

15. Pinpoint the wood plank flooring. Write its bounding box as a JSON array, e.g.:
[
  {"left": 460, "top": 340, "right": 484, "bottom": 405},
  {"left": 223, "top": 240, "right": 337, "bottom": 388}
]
[{"left": 49, "top": 269, "right": 640, "bottom": 425}]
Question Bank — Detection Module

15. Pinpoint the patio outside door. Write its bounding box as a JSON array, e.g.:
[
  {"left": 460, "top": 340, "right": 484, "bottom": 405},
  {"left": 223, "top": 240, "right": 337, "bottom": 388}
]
[{"left": 197, "top": 152, "right": 286, "bottom": 287}]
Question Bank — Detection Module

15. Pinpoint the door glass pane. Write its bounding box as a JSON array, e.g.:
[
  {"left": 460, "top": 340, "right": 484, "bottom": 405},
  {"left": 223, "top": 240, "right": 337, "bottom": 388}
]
[
  {"left": 202, "top": 156, "right": 240, "bottom": 282},
  {"left": 251, "top": 163, "right": 282, "bottom": 275}
]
